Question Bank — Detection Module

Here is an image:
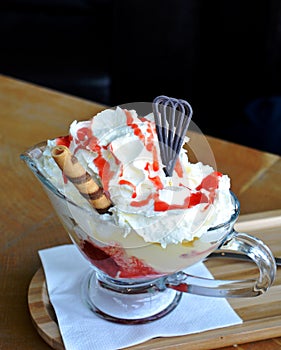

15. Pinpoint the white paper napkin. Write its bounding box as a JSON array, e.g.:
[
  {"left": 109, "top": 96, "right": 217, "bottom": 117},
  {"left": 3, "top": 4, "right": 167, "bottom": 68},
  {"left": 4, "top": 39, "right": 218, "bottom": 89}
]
[{"left": 39, "top": 244, "right": 242, "bottom": 350}]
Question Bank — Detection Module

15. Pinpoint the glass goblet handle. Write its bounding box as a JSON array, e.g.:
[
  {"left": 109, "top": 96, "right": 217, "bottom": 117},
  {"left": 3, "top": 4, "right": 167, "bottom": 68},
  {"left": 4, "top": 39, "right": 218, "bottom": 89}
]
[{"left": 164, "top": 231, "right": 277, "bottom": 298}]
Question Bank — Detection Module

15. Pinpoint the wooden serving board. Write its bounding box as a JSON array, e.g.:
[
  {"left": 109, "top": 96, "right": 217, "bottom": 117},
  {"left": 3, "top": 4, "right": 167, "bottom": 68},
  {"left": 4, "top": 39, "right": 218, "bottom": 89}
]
[{"left": 28, "top": 210, "right": 281, "bottom": 350}]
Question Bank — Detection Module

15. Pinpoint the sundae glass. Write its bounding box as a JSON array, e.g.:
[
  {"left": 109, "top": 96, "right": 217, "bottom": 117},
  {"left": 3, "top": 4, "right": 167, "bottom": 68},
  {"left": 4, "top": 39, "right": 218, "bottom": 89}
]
[{"left": 21, "top": 97, "right": 276, "bottom": 324}]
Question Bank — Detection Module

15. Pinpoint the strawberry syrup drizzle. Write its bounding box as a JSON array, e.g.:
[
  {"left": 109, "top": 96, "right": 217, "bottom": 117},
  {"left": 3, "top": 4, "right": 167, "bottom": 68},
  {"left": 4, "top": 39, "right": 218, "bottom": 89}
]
[
  {"left": 56, "top": 135, "right": 72, "bottom": 147},
  {"left": 63, "top": 125, "right": 116, "bottom": 193},
  {"left": 119, "top": 179, "right": 137, "bottom": 198},
  {"left": 153, "top": 171, "right": 222, "bottom": 212},
  {"left": 174, "top": 158, "right": 183, "bottom": 178},
  {"left": 124, "top": 109, "right": 165, "bottom": 207}
]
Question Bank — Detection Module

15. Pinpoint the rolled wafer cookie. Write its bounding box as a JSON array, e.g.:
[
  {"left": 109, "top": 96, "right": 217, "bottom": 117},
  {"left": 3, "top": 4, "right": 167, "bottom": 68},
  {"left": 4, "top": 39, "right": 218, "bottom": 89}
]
[{"left": 51, "top": 145, "right": 112, "bottom": 214}]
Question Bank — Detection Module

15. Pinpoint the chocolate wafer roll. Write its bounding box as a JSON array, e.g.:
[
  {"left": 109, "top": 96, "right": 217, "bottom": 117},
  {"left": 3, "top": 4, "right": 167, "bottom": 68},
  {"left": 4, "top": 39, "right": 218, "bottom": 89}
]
[{"left": 51, "top": 145, "right": 112, "bottom": 214}]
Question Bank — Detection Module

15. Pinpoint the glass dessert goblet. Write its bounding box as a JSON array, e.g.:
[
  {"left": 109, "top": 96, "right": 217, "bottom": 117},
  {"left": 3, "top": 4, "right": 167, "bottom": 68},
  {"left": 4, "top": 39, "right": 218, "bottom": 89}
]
[{"left": 21, "top": 142, "right": 277, "bottom": 324}]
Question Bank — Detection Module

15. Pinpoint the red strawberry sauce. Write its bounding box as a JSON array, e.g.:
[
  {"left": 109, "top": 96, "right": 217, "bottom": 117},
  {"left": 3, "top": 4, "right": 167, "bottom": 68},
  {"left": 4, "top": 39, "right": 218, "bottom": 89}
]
[{"left": 80, "top": 239, "right": 161, "bottom": 279}]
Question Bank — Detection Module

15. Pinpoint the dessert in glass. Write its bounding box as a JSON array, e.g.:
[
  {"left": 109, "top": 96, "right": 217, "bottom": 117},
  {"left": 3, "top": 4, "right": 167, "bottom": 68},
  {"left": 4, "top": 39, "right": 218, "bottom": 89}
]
[{"left": 21, "top": 97, "right": 276, "bottom": 324}]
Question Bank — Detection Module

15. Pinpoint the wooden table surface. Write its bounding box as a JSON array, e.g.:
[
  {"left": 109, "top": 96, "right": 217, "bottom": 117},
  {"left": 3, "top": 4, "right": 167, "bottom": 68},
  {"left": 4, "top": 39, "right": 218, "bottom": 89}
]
[{"left": 1, "top": 74, "right": 281, "bottom": 350}]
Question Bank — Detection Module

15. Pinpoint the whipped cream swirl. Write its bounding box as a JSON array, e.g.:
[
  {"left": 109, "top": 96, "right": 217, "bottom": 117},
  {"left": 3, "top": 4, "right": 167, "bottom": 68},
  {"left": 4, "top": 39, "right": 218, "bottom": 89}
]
[{"left": 41, "top": 107, "right": 235, "bottom": 247}]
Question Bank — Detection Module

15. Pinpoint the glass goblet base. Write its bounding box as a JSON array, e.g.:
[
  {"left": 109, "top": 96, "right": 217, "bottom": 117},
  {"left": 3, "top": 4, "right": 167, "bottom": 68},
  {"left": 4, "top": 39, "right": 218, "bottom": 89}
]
[{"left": 81, "top": 270, "right": 182, "bottom": 324}]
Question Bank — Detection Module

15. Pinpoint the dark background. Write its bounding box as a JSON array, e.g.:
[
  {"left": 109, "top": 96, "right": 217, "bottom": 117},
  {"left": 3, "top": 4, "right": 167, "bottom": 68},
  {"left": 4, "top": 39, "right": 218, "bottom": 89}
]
[{"left": 1, "top": 0, "right": 281, "bottom": 155}]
